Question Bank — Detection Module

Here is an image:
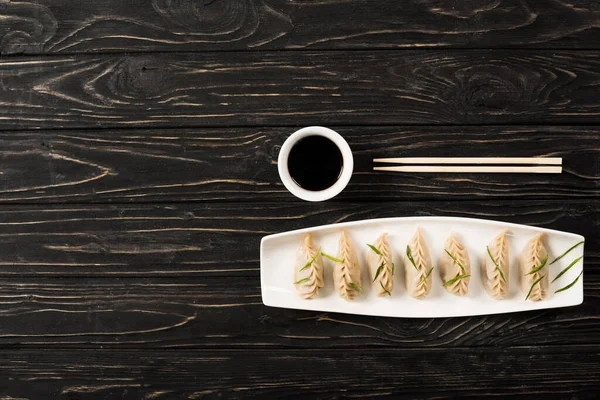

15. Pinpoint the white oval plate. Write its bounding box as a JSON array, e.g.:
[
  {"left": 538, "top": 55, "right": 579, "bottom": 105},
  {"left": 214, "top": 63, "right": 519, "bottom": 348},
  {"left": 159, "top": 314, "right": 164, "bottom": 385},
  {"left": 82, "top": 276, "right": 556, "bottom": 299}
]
[{"left": 260, "top": 217, "right": 585, "bottom": 318}]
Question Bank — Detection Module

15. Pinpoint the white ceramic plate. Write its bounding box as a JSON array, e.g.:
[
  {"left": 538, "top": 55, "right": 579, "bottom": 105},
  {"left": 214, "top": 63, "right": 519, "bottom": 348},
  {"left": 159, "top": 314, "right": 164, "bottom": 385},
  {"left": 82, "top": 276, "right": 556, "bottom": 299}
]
[{"left": 260, "top": 217, "right": 585, "bottom": 318}]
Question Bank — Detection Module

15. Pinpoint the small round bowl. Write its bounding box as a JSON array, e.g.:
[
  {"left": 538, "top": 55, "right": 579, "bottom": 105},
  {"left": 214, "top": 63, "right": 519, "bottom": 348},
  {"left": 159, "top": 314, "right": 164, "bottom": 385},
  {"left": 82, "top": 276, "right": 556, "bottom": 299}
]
[{"left": 278, "top": 126, "right": 353, "bottom": 202}]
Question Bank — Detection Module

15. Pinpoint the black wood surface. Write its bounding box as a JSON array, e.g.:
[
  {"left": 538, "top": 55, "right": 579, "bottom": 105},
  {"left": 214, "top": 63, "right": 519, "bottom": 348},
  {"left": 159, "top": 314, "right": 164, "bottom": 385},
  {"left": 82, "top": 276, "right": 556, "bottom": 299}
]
[
  {"left": 0, "top": 126, "right": 598, "bottom": 203},
  {"left": 2, "top": 51, "right": 600, "bottom": 129},
  {"left": 0, "top": 271, "right": 597, "bottom": 349},
  {"left": 0, "top": 0, "right": 599, "bottom": 398},
  {"left": 0, "top": 347, "right": 599, "bottom": 398},
  {"left": 2, "top": 0, "right": 600, "bottom": 54},
  {"left": 0, "top": 201, "right": 596, "bottom": 277}
]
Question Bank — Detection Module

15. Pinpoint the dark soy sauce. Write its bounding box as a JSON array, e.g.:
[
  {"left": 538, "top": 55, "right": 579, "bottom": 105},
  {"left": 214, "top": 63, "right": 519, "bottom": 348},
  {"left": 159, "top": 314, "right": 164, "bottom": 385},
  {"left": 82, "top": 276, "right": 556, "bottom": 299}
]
[{"left": 288, "top": 135, "right": 343, "bottom": 191}]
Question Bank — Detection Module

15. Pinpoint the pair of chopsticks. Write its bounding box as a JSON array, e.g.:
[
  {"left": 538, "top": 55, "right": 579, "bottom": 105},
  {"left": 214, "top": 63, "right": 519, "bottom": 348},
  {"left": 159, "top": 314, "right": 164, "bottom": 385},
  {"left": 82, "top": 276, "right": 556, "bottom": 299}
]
[{"left": 373, "top": 157, "right": 562, "bottom": 173}]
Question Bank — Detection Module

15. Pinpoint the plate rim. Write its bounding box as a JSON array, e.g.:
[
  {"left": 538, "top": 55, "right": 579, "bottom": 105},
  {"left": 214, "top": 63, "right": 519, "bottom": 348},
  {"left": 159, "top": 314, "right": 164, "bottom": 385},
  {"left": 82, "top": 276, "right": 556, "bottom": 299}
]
[
  {"left": 261, "top": 216, "right": 584, "bottom": 246},
  {"left": 260, "top": 216, "right": 585, "bottom": 317}
]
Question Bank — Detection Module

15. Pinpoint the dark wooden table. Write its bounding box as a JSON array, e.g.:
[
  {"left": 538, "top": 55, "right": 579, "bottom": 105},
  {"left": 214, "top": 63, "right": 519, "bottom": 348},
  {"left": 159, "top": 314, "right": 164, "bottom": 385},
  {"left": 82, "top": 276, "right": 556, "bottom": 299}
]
[{"left": 0, "top": 1, "right": 599, "bottom": 398}]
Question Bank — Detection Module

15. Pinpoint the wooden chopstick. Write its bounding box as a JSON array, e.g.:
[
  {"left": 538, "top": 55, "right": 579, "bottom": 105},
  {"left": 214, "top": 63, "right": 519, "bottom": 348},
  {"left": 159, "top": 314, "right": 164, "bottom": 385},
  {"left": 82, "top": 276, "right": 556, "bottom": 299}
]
[
  {"left": 373, "top": 166, "right": 562, "bottom": 173},
  {"left": 373, "top": 157, "right": 562, "bottom": 165}
]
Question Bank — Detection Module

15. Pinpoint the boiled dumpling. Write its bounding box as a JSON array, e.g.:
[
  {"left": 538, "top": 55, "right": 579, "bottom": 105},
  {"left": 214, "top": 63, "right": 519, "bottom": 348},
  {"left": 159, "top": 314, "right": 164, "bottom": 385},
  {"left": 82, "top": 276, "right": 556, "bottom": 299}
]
[
  {"left": 519, "top": 233, "right": 549, "bottom": 301},
  {"left": 366, "top": 233, "right": 394, "bottom": 297},
  {"left": 293, "top": 233, "right": 324, "bottom": 299},
  {"left": 439, "top": 232, "right": 471, "bottom": 296},
  {"left": 404, "top": 227, "right": 432, "bottom": 299},
  {"left": 482, "top": 229, "right": 509, "bottom": 299},
  {"left": 334, "top": 230, "right": 362, "bottom": 301}
]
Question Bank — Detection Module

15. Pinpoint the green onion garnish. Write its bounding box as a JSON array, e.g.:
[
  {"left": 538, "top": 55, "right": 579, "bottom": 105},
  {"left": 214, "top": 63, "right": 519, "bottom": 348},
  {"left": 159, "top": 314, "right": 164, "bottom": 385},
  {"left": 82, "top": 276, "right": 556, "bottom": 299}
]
[
  {"left": 526, "top": 254, "right": 548, "bottom": 275},
  {"left": 552, "top": 256, "right": 582, "bottom": 283},
  {"left": 444, "top": 249, "right": 466, "bottom": 273},
  {"left": 299, "top": 248, "right": 321, "bottom": 272},
  {"left": 406, "top": 245, "right": 418, "bottom": 270},
  {"left": 373, "top": 263, "right": 384, "bottom": 282},
  {"left": 486, "top": 245, "right": 506, "bottom": 282},
  {"left": 420, "top": 267, "right": 434, "bottom": 284},
  {"left": 392, "top": 262, "right": 395, "bottom": 276},
  {"left": 367, "top": 244, "right": 382, "bottom": 255},
  {"left": 443, "top": 274, "right": 470, "bottom": 287},
  {"left": 550, "top": 241, "right": 584, "bottom": 265},
  {"left": 349, "top": 282, "right": 362, "bottom": 292},
  {"left": 321, "top": 252, "right": 343, "bottom": 263},
  {"left": 380, "top": 282, "right": 391, "bottom": 296},
  {"left": 555, "top": 270, "right": 583, "bottom": 294},
  {"left": 525, "top": 274, "right": 546, "bottom": 300},
  {"left": 293, "top": 277, "right": 310, "bottom": 285}
]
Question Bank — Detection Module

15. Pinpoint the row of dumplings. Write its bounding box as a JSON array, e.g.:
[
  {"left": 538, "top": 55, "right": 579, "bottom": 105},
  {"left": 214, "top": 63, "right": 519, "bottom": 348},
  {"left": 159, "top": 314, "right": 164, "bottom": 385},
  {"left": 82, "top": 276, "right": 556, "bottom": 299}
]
[{"left": 294, "top": 228, "right": 550, "bottom": 302}]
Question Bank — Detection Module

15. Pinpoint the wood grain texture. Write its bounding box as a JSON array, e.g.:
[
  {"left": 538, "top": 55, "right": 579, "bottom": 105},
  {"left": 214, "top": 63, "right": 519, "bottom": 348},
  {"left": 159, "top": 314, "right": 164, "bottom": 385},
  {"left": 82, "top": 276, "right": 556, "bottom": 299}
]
[
  {"left": 0, "top": 275, "right": 596, "bottom": 349},
  {"left": 0, "top": 126, "right": 598, "bottom": 203},
  {"left": 2, "top": 0, "right": 600, "bottom": 54},
  {"left": 0, "top": 201, "right": 595, "bottom": 277},
  {"left": 0, "top": 201, "right": 595, "bottom": 350},
  {"left": 1, "top": 51, "right": 600, "bottom": 129},
  {"left": 2, "top": 1, "right": 600, "bottom": 395},
  {"left": 0, "top": 347, "right": 598, "bottom": 398}
]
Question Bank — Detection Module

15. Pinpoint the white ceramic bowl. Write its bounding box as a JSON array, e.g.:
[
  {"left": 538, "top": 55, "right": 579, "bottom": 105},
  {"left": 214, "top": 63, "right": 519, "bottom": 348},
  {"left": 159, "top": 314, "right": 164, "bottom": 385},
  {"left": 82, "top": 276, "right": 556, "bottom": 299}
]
[{"left": 278, "top": 126, "right": 353, "bottom": 202}]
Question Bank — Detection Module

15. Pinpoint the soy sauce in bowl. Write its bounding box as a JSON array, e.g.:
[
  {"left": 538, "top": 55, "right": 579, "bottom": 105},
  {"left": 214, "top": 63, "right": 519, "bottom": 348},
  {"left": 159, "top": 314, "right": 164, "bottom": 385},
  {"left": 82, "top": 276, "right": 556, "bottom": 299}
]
[{"left": 287, "top": 135, "right": 343, "bottom": 191}]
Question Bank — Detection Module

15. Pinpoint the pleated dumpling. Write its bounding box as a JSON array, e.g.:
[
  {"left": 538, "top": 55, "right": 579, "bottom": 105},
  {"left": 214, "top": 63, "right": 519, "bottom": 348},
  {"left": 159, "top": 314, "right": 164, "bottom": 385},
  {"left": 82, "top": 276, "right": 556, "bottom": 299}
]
[
  {"left": 293, "top": 233, "right": 324, "bottom": 299},
  {"left": 520, "top": 233, "right": 549, "bottom": 301},
  {"left": 482, "top": 230, "right": 509, "bottom": 299},
  {"left": 334, "top": 230, "right": 362, "bottom": 301},
  {"left": 404, "top": 227, "right": 433, "bottom": 299},
  {"left": 439, "top": 232, "right": 471, "bottom": 296},
  {"left": 366, "top": 233, "right": 394, "bottom": 297}
]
